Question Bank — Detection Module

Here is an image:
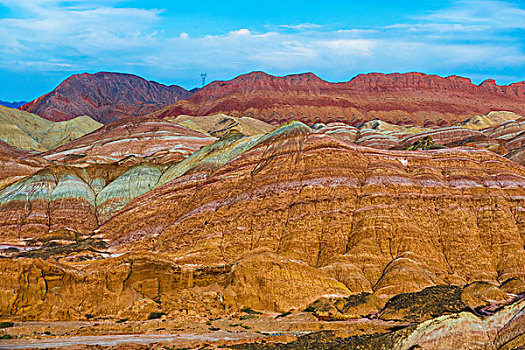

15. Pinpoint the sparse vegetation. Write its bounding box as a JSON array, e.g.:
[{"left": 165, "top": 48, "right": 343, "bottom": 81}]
[
  {"left": 240, "top": 314, "right": 258, "bottom": 320},
  {"left": 148, "top": 311, "right": 166, "bottom": 320},
  {"left": 115, "top": 318, "right": 128, "bottom": 323},
  {"left": 303, "top": 306, "right": 315, "bottom": 312},
  {"left": 241, "top": 307, "right": 262, "bottom": 315},
  {"left": 276, "top": 310, "right": 292, "bottom": 318},
  {"left": 0, "top": 322, "right": 14, "bottom": 328}
]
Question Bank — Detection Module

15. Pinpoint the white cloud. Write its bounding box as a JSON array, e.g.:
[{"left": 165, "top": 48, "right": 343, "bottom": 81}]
[
  {"left": 0, "top": 0, "right": 523, "bottom": 88},
  {"left": 0, "top": 0, "right": 161, "bottom": 70},
  {"left": 417, "top": 0, "right": 525, "bottom": 29},
  {"left": 229, "top": 28, "right": 251, "bottom": 36},
  {"left": 280, "top": 23, "right": 322, "bottom": 30}
]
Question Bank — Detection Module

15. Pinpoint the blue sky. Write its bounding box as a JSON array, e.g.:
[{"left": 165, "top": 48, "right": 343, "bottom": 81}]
[{"left": 0, "top": 0, "right": 524, "bottom": 100}]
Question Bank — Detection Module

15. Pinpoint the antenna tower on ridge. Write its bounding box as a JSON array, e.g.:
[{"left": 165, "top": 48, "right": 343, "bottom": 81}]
[{"left": 201, "top": 73, "right": 207, "bottom": 87}]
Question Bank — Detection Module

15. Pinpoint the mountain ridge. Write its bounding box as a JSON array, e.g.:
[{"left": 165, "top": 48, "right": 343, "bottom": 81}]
[
  {"left": 0, "top": 100, "right": 27, "bottom": 108},
  {"left": 153, "top": 71, "right": 525, "bottom": 127},
  {"left": 20, "top": 72, "right": 192, "bottom": 124}
]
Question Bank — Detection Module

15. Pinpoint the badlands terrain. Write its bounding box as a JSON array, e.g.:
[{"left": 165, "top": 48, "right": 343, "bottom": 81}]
[{"left": 0, "top": 71, "right": 525, "bottom": 349}]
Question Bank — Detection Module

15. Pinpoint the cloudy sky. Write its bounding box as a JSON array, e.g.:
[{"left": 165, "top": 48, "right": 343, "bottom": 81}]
[{"left": 0, "top": 0, "right": 524, "bottom": 100}]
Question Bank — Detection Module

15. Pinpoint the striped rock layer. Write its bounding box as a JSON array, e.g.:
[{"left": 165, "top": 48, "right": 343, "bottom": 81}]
[
  {"left": 94, "top": 122, "right": 525, "bottom": 302},
  {"left": 1, "top": 120, "right": 525, "bottom": 323},
  {"left": 20, "top": 72, "right": 192, "bottom": 123},
  {"left": 40, "top": 115, "right": 216, "bottom": 164},
  {"left": 153, "top": 71, "right": 525, "bottom": 127}
]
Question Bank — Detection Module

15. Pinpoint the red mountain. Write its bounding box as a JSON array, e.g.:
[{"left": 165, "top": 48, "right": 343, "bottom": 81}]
[
  {"left": 20, "top": 72, "right": 192, "bottom": 124},
  {"left": 153, "top": 71, "right": 525, "bottom": 127}
]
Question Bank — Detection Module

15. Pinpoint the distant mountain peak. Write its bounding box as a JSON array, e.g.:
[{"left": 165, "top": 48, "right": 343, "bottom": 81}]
[
  {"left": 0, "top": 100, "right": 27, "bottom": 109},
  {"left": 20, "top": 72, "right": 194, "bottom": 124}
]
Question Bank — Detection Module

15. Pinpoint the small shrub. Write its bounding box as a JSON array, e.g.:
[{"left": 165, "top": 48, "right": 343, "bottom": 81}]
[
  {"left": 148, "top": 312, "right": 166, "bottom": 320},
  {"left": 303, "top": 306, "right": 315, "bottom": 313},
  {"left": 85, "top": 314, "right": 94, "bottom": 320},
  {"left": 0, "top": 322, "right": 14, "bottom": 328},
  {"left": 0, "top": 334, "right": 13, "bottom": 339},
  {"left": 241, "top": 307, "right": 262, "bottom": 315},
  {"left": 240, "top": 324, "right": 251, "bottom": 330},
  {"left": 240, "top": 314, "right": 258, "bottom": 320},
  {"left": 206, "top": 321, "right": 212, "bottom": 325},
  {"left": 115, "top": 318, "right": 129, "bottom": 323},
  {"left": 276, "top": 311, "right": 292, "bottom": 318}
]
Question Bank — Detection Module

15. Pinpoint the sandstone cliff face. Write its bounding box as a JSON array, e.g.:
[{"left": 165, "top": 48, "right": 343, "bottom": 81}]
[
  {"left": 20, "top": 72, "right": 192, "bottom": 123},
  {"left": 0, "top": 251, "right": 352, "bottom": 320},
  {"left": 0, "top": 253, "right": 233, "bottom": 320},
  {"left": 96, "top": 122, "right": 525, "bottom": 303},
  {"left": 1, "top": 118, "right": 525, "bottom": 323},
  {"left": 153, "top": 71, "right": 525, "bottom": 127}
]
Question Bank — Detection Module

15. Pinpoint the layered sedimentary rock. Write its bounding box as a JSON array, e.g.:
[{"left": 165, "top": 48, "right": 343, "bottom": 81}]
[
  {"left": 235, "top": 300, "right": 525, "bottom": 349},
  {"left": 0, "top": 122, "right": 218, "bottom": 239},
  {"left": 94, "top": 122, "right": 525, "bottom": 305},
  {"left": 170, "top": 114, "right": 274, "bottom": 137},
  {"left": 398, "top": 127, "right": 485, "bottom": 148},
  {"left": 458, "top": 111, "right": 523, "bottom": 130},
  {"left": 0, "top": 165, "right": 130, "bottom": 239},
  {"left": 1, "top": 119, "right": 525, "bottom": 322},
  {"left": 0, "top": 141, "right": 47, "bottom": 189},
  {"left": 0, "top": 252, "right": 232, "bottom": 320},
  {"left": 20, "top": 72, "right": 192, "bottom": 123},
  {"left": 41, "top": 115, "right": 215, "bottom": 164},
  {"left": 354, "top": 129, "right": 401, "bottom": 149},
  {"left": 153, "top": 71, "right": 525, "bottom": 126},
  {"left": 0, "top": 105, "right": 102, "bottom": 152},
  {"left": 0, "top": 250, "right": 352, "bottom": 320}
]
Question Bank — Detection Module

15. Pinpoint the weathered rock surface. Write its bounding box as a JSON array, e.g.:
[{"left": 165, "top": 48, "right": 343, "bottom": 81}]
[
  {"left": 399, "top": 127, "right": 483, "bottom": 149},
  {"left": 0, "top": 252, "right": 232, "bottom": 320},
  {"left": 1, "top": 118, "right": 525, "bottom": 330},
  {"left": 171, "top": 114, "right": 274, "bottom": 137},
  {"left": 458, "top": 111, "right": 523, "bottom": 130},
  {"left": 20, "top": 72, "right": 192, "bottom": 123},
  {"left": 153, "top": 71, "right": 525, "bottom": 127},
  {"left": 227, "top": 299, "right": 525, "bottom": 350},
  {"left": 41, "top": 115, "right": 215, "bottom": 164},
  {"left": 378, "top": 285, "right": 466, "bottom": 322},
  {"left": 0, "top": 105, "right": 102, "bottom": 152},
  {"left": 305, "top": 292, "right": 384, "bottom": 320},
  {"left": 461, "top": 281, "right": 510, "bottom": 311},
  {"left": 95, "top": 122, "right": 525, "bottom": 305}
]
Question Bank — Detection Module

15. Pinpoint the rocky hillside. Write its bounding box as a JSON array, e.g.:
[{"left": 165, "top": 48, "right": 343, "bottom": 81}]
[
  {"left": 1, "top": 107, "right": 525, "bottom": 350},
  {"left": 0, "top": 105, "right": 102, "bottom": 152},
  {"left": 20, "top": 72, "right": 192, "bottom": 123},
  {"left": 1, "top": 120, "right": 525, "bottom": 321},
  {"left": 153, "top": 71, "right": 525, "bottom": 127}
]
